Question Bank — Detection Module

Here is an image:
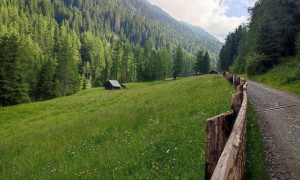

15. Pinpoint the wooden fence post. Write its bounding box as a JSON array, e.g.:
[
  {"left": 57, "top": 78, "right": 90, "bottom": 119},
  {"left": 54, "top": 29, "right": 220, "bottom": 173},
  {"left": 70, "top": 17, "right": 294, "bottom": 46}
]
[
  {"left": 205, "top": 112, "right": 234, "bottom": 180},
  {"left": 231, "top": 92, "right": 243, "bottom": 117}
]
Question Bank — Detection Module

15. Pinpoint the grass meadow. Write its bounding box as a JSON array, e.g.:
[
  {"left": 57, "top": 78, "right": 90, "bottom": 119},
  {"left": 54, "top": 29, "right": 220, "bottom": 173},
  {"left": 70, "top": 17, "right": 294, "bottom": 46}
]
[{"left": 0, "top": 75, "right": 235, "bottom": 179}]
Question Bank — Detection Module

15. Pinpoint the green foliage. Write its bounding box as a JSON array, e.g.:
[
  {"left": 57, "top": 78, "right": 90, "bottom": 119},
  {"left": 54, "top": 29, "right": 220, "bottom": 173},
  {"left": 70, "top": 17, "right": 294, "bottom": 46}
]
[
  {"left": 251, "top": 56, "right": 300, "bottom": 95},
  {"left": 121, "top": 40, "right": 135, "bottom": 83},
  {"left": 37, "top": 59, "right": 57, "bottom": 100},
  {"left": 173, "top": 46, "right": 184, "bottom": 79},
  {"left": 82, "top": 78, "right": 88, "bottom": 90},
  {"left": 230, "top": 34, "right": 248, "bottom": 74},
  {"left": 156, "top": 47, "right": 173, "bottom": 79},
  {"left": 0, "top": 75, "right": 234, "bottom": 179},
  {"left": 0, "top": 34, "right": 30, "bottom": 106},
  {"left": 219, "top": 25, "right": 245, "bottom": 71},
  {"left": 56, "top": 27, "right": 81, "bottom": 96},
  {"left": 181, "top": 52, "right": 196, "bottom": 77},
  {"left": 194, "top": 50, "right": 211, "bottom": 74},
  {"left": 111, "top": 39, "right": 123, "bottom": 81},
  {"left": 296, "top": 32, "right": 300, "bottom": 55},
  {"left": 221, "top": 0, "right": 300, "bottom": 75},
  {"left": 202, "top": 51, "right": 211, "bottom": 74},
  {"left": 194, "top": 50, "right": 204, "bottom": 74},
  {"left": 246, "top": 53, "right": 266, "bottom": 76}
]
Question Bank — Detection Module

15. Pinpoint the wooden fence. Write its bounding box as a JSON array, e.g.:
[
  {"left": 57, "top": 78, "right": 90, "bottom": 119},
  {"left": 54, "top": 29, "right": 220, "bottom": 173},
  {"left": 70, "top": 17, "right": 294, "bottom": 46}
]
[{"left": 205, "top": 73, "right": 248, "bottom": 180}]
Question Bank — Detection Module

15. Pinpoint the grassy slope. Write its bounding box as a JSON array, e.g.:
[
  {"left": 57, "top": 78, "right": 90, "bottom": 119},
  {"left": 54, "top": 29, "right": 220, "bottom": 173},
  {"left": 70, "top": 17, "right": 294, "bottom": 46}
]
[
  {"left": 251, "top": 56, "right": 300, "bottom": 96},
  {"left": 0, "top": 75, "right": 235, "bottom": 179},
  {"left": 245, "top": 103, "right": 268, "bottom": 180}
]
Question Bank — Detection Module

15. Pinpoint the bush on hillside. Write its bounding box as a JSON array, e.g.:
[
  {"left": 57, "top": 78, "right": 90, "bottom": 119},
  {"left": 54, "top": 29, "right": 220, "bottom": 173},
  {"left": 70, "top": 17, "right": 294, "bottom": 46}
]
[{"left": 246, "top": 53, "right": 266, "bottom": 76}]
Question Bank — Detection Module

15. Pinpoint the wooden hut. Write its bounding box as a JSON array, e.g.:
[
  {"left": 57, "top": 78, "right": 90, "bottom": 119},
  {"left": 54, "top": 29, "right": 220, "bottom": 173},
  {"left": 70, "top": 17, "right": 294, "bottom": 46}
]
[
  {"left": 104, "top": 80, "right": 125, "bottom": 90},
  {"left": 209, "top": 70, "right": 219, "bottom": 74}
]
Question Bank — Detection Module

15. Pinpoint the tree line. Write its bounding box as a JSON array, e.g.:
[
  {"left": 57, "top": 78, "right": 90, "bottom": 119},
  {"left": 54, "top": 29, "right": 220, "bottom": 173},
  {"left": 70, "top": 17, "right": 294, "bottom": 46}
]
[
  {"left": 219, "top": 0, "right": 300, "bottom": 76},
  {"left": 0, "top": 0, "right": 212, "bottom": 107}
]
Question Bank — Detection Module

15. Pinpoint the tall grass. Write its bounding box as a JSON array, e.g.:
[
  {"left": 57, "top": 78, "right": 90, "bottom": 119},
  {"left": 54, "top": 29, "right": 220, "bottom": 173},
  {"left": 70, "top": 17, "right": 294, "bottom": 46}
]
[
  {"left": 245, "top": 103, "right": 268, "bottom": 180},
  {"left": 0, "top": 75, "right": 235, "bottom": 179}
]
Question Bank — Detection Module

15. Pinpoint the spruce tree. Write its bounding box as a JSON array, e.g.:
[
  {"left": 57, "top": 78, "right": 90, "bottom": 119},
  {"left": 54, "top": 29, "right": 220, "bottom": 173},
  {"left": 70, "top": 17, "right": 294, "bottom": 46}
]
[
  {"left": 0, "top": 34, "right": 30, "bottom": 106},
  {"left": 37, "top": 59, "right": 57, "bottom": 100},
  {"left": 194, "top": 50, "right": 204, "bottom": 74},
  {"left": 203, "top": 51, "right": 211, "bottom": 74},
  {"left": 111, "top": 39, "right": 123, "bottom": 80},
  {"left": 56, "top": 28, "right": 80, "bottom": 96},
  {"left": 173, "top": 46, "right": 184, "bottom": 80}
]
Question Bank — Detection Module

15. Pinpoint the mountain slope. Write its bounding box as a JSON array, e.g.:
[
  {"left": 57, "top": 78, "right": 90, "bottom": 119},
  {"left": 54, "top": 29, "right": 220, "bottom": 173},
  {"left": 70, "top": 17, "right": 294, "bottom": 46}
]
[
  {"left": 74, "top": 0, "right": 223, "bottom": 54},
  {"left": 0, "top": 0, "right": 222, "bottom": 106},
  {"left": 123, "top": 0, "right": 223, "bottom": 53}
]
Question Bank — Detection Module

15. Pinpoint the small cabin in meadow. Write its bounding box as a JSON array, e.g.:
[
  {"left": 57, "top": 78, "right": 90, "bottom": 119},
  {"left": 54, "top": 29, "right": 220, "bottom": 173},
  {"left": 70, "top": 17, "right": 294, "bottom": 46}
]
[
  {"left": 209, "top": 70, "right": 219, "bottom": 74},
  {"left": 104, "top": 80, "right": 125, "bottom": 90}
]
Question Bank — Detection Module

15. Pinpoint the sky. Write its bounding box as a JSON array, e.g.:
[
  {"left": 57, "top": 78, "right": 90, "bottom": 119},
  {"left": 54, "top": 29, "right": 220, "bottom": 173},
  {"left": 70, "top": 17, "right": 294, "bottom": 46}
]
[{"left": 147, "top": 0, "right": 257, "bottom": 42}]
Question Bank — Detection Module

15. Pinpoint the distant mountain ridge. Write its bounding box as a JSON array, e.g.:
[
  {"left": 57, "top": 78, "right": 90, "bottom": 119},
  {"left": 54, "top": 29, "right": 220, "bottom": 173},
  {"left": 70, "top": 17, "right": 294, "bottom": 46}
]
[
  {"left": 182, "top": 22, "right": 221, "bottom": 42},
  {"left": 133, "top": 0, "right": 223, "bottom": 53}
]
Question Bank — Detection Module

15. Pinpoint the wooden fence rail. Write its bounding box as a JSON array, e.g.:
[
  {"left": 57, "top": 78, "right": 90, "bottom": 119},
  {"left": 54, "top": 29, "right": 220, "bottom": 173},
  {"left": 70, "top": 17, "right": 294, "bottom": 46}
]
[{"left": 205, "top": 73, "right": 248, "bottom": 180}]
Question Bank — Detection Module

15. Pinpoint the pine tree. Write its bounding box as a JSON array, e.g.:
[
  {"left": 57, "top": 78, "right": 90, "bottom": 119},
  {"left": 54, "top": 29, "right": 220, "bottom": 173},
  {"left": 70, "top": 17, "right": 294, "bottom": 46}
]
[
  {"left": 121, "top": 40, "right": 134, "bottom": 83},
  {"left": 91, "top": 37, "right": 105, "bottom": 87},
  {"left": 142, "top": 39, "right": 154, "bottom": 81},
  {"left": 134, "top": 45, "right": 144, "bottom": 82},
  {"left": 111, "top": 39, "right": 123, "bottom": 80},
  {"left": 0, "top": 34, "right": 30, "bottom": 106},
  {"left": 203, "top": 51, "right": 211, "bottom": 74},
  {"left": 173, "top": 46, "right": 184, "bottom": 80},
  {"left": 194, "top": 50, "right": 204, "bottom": 74},
  {"left": 102, "top": 39, "right": 112, "bottom": 84},
  {"left": 56, "top": 27, "right": 80, "bottom": 96},
  {"left": 37, "top": 59, "right": 57, "bottom": 100}
]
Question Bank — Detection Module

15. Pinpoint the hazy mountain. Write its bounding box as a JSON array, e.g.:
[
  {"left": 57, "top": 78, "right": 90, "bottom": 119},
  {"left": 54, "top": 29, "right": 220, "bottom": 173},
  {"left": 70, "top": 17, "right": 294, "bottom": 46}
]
[{"left": 121, "top": 0, "right": 223, "bottom": 54}]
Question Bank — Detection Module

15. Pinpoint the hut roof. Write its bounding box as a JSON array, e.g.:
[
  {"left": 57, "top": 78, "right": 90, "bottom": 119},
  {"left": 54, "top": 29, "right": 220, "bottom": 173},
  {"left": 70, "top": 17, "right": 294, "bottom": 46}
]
[
  {"left": 107, "top": 80, "right": 122, "bottom": 88},
  {"left": 209, "top": 70, "right": 219, "bottom": 74}
]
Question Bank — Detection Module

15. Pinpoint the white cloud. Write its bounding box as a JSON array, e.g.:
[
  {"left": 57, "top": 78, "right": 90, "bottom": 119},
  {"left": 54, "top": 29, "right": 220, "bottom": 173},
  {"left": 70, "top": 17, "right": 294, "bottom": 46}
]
[{"left": 147, "top": 0, "right": 256, "bottom": 42}]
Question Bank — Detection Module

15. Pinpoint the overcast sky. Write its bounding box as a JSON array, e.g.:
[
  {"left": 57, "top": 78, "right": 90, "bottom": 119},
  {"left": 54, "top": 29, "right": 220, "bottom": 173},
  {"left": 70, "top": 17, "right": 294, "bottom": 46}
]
[{"left": 147, "top": 0, "right": 257, "bottom": 42}]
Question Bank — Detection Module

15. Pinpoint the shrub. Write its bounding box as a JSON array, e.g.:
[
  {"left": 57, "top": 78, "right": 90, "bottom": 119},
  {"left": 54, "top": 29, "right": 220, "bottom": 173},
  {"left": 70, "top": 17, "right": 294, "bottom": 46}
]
[
  {"left": 282, "top": 70, "right": 300, "bottom": 85},
  {"left": 246, "top": 53, "right": 266, "bottom": 76}
]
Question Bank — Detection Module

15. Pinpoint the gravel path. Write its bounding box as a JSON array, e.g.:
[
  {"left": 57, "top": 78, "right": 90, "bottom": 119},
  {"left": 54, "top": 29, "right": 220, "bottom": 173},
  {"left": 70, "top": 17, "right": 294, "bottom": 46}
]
[{"left": 248, "top": 80, "right": 300, "bottom": 179}]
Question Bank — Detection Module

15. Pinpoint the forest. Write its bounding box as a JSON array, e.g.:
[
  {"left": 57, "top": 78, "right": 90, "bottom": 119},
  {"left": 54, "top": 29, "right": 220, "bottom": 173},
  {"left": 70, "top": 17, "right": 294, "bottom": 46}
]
[
  {"left": 219, "top": 0, "right": 300, "bottom": 76},
  {"left": 0, "top": 0, "right": 221, "bottom": 106}
]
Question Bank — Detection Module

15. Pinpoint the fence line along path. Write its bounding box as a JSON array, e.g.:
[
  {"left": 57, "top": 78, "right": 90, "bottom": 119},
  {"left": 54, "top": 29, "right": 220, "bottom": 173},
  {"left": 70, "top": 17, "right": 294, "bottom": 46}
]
[{"left": 205, "top": 73, "right": 248, "bottom": 180}]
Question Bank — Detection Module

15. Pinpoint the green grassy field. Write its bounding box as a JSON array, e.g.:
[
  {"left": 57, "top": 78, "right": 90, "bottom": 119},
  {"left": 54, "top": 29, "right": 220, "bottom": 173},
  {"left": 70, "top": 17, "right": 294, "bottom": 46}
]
[
  {"left": 250, "top": 56, "right": 300, "bottom": 96},
  {"left": 0, "top": 75, "right": 235, "bottom": 179}
]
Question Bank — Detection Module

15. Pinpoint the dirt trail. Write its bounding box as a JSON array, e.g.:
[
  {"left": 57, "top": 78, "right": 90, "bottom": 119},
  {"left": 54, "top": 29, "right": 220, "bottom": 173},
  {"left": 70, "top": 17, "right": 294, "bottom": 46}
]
[{"left": 247, "top": 80, "right": 300, "bottom": 179}]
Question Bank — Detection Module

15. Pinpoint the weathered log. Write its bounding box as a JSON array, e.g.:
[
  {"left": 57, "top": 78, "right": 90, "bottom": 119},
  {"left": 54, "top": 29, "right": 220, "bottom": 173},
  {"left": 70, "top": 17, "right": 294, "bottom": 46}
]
[
  {"left": 236, "top": 77, "right": 241, "bottom": 86},
  {"left": 237, "top": 85, "right": 243, "bottom": 93},
  {"left": 240, "top": 78, "right": 246, "bottom": 86},
  {"left": 210, "top": 89, "right": 248, "bottom": 180},
  {"left": 205, "top": 112, "right": 234, "bottom": 180},
  {"left": 231, "top": 92, "right": 243, "bottom": 117}
]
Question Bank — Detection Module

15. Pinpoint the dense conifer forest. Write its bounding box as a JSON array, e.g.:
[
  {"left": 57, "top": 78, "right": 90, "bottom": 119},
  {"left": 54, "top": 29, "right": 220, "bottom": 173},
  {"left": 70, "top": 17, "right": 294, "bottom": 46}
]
[
  {"left": 219, "top": 0, "right": 300, "bottom": 76},
  {"left": 0, "top": 0, "right": 222, "bottom": 106}
]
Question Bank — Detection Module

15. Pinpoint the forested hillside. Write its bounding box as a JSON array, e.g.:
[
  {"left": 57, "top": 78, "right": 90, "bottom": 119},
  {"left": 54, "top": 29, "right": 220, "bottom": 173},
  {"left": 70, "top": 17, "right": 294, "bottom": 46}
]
[
  {"left": 0, "top": 0, "right": 222, "bottom": 107},
  {"left": 219, "top": 0, "right": 300, "bottom": 75}
]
